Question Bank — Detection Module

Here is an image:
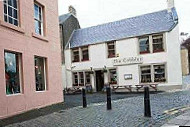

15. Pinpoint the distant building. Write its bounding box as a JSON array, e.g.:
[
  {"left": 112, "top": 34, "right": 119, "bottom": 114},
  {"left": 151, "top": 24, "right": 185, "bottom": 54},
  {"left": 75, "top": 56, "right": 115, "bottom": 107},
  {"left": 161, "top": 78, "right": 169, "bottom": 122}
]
[
  {"left": 0, "top": 0, "right": 63, "bottom": 118},
  {"left": 59, "top": 6, "right": 80, "bottom": 89},
  {"left": 181, "top": 38, "right": 190, "bottom": 75},
  {"left": 59, "top": 6, "right": 80, "bottom": 64},
  {"left": 64, "top": 0, "right": 182, "bottom": 91}
]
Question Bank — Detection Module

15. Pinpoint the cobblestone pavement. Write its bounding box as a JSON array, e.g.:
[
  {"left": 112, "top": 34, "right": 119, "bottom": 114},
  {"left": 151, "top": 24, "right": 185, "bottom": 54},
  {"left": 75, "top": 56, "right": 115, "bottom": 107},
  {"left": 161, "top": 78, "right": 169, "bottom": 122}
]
[
  {"left": 4, "top": 90, "right": 190, "bottom": 127},
  {"left": 162, "top": 110, "right": 190, "bottom": 126}
]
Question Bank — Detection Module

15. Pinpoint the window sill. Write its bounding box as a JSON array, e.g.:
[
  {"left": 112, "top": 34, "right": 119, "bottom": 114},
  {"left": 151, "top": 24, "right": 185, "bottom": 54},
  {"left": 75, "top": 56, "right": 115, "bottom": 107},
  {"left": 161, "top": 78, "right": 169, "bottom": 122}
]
[
  {"left": 0, "top": 20, "right": 25, "bottom": 34},
  {"left": 140, "top": 51, "right": 150, "bottom": 55},
  {"left": 6, "top": 93, "right": 23, "bottom": 97},
  {"left": 81, "top": 59, "right": 89, "bottom": 62},
  {"left": 32, "top": 32, "right": 48, "bottom": 42},
  {"left": 153, "top": 50, "right": 165, "bottom": 53}
]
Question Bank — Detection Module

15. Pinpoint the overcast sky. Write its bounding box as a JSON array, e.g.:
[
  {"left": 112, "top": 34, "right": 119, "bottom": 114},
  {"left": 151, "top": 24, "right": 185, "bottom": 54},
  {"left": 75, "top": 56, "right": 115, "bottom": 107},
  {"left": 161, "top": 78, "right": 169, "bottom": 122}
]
[{"left": 58, "top": 0, "right": 190, "bottom": 34}]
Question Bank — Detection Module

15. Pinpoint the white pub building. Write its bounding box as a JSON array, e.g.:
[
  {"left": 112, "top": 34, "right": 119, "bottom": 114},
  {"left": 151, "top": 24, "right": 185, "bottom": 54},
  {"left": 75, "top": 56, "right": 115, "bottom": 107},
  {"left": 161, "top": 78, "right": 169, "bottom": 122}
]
[{"left": 63, "top": 0, "right": 182, "bottom": 92}]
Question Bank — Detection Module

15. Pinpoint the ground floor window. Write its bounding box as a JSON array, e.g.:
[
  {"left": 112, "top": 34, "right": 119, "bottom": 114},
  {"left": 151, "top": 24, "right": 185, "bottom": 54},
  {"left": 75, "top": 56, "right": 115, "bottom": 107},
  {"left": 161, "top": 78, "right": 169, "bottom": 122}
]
[
  {"left": 109, "top": 69, "right": 117, "bottom": 84},
  {"left": 73, "top": 71, "right": 91, "bottom": 86},
  {"left": 4, "top": 51, "right": 22, "bottom": 95},
  {"left": 140, "top": 64, "right": 166, "bottom": 83},
  {"left": 140, "top": 66, "right": 151, "bottom": 83},
  {"left": 35, "top": 56, "right": 47, "bottom": 91}
]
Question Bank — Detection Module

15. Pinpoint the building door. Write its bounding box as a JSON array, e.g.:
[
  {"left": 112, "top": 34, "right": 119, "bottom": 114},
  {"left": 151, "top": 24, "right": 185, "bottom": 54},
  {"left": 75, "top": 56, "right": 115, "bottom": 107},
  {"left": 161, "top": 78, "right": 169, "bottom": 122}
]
[{"left": 95, "top": 70, "right": 104, "bottom": 92}]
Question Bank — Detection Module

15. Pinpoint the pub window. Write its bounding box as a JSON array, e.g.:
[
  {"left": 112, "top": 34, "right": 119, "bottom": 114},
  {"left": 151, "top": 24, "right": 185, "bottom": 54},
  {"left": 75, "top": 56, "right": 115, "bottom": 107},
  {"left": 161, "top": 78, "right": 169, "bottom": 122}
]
[
  {"left": 109, "top": 69, "right": 117, "bottom": 84},
  {"left": 79, "top": 72, "right": 84, "bottom": 86},
  {"left": 3, "top": 0, "right": 19, "bottom": 26},
  {"left": 139, "top": 37, "right": 150, "bottom": 54},
  {"left": 72, "top": 49, "right": 79, "bottom": 62},
  {"left": 4, "top": 51, "right": 22, "bottom": 95},
  {"left": 154, "top": 65, "right": 166, "bottom": 82},
  {"left": 35, "top": 56, "right": 47, "bottom": 91},
  {"left": 107, "top": 41, "right": 116, "bottom": 58},
  {"left": 140, "top": 66, "right": 151, "bottom": 83},
  {"left": 73, "top": 72, "right": 78, "bottom": 86},
  {"left": 81, "top": 47, "right": 89, "bottom": 61},
  {"left": 153, "top": 35, "right": 164, "bottom": 53},
  {"left": 34, "top": 3, "right": 44, "bottom": 35},
  {"left": 85, "top": 72, "right": 91, "bottom": 84}
]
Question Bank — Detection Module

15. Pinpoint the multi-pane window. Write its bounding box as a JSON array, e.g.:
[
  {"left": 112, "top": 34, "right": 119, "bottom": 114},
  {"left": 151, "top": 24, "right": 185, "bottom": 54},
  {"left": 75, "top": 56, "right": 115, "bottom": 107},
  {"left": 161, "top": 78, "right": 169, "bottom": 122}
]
[
  {"left": 34, "top": 3, "right": 43, "bottom": 35},
  {"left": 109, "top": 69, "right": 117, "bottom": 84},
  {"left": 3, "top": 0, "right": 19, "bottom": 26},
  {"left": 72, "top": 49, "right": 79, "bottom": 62},
  {"left": 139, "top": 37, "right": 150, "bottom": 54},
  {"left": 140, "top": 66, "right": 151, "bottom": 83},
  {"left": 79, "top": 72, "right": 84, "bottom": 86},
  {"left": 140, "top": 64, "right": 166, "bottom": 83},
  {"left": 107, "top": 41, "right": 116, "bottom": 58},
  {"left": 35, "top": 56, "right": 47, "bottom": 91},
  {"left": 4, "top": 51, "right": 22, "bottom": 95},
  {"left": 153, "top": 35, "right": 164, "bottom": 53},
  {"left": 85, "top": 72, "right": 91, "bottom": 84},
  {"left": 73, "top": 72, "right": 78, "bottom": 86},
  {"left": 154, "top": 65, "right": 166, "bottom": 82},
  {"left": 81, "top": 47, "right": 89, "bottom": 61},
  {"left": 73, "top": 72, "right": 91, "bottom": 86}
]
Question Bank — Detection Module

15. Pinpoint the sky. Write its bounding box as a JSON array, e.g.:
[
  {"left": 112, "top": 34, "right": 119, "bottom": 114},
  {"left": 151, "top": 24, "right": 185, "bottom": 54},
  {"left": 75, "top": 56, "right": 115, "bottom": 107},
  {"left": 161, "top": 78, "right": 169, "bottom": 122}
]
[{"left": 58, "top": 0, "right": 190, "bottom": 34}]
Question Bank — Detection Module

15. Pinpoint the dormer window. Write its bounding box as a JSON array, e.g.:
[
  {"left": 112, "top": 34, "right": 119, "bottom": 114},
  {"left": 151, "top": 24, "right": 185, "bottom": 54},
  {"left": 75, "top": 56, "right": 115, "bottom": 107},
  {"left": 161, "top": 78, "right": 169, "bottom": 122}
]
[{"left": 107, "top": 41, "right": 116, "bottom": 58}]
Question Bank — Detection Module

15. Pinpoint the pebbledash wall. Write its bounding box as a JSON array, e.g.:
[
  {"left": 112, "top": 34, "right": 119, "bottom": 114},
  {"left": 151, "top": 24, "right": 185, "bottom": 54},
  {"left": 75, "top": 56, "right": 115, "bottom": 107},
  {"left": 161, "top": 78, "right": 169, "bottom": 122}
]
[
  {"left": 0, "top": 0, "right": 63, "bottom": 119},
  {"left": 64, "top": 25, "right": 182, "bottom": 91}
]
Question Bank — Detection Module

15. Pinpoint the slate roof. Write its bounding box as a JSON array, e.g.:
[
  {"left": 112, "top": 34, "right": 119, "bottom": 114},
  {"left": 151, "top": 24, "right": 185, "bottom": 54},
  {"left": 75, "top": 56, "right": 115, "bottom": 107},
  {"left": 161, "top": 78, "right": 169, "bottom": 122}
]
[
  {"left": 69, "top": 8, "right": 178, "bottom": 48},
  {"left": 59, "top": 13, "right": 72, "bottom": 24}
]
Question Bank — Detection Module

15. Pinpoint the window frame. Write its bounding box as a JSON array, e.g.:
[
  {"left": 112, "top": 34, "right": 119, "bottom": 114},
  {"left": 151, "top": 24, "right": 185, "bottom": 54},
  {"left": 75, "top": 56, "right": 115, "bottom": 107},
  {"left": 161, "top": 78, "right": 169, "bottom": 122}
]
[
  {"left": 107, "top": 41, "right": 116, "bottom": 58},
  {"left": 81, "top": 46, "right": 89, "bottom": 61},
  {"left": 138, "top": 34, "right": 165, "bottom": 54},
  {"left": 139, "top": 36, "right": 150, "bottom": 54},
  {"left": 34, "top": 2, "right": 44, "bottom": 36},
  {"left": 4, "top": 50, "right": 23, "bottom": 96},
  {"left": 152, "top": 34, "right": 164, "bottom": 53},
  {"left": 34, "top": 56, "right": 47, "bottom": 92},
  {"left": 109, "top": 69, "right": 117, "bottom": 85},
  {"left": 139, "top": 63, "right": 167, "bottom": 84},
  {"left": 3, "top": 0, "right": 19, "bottom": 26},
  {"left": 72, "top": 48, "right": 80, "bottom": 62}
]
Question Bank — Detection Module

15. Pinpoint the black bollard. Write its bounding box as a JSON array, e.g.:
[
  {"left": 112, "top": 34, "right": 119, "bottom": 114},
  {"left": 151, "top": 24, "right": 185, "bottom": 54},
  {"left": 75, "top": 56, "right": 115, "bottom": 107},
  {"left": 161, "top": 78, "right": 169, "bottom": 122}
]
[
  {"left": 106, "top": 86, "right": 112, "bottom": 110},
  {"left": 82, "top": 88, "right": 87, "bottom": 108},
  {"left": 144, "top": 87, "right": 151, "bottom": 117}
]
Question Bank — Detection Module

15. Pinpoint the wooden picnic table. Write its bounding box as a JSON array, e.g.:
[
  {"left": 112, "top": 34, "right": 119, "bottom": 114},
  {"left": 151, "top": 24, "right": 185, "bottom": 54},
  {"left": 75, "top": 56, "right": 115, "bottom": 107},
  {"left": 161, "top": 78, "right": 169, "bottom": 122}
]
[
  {"left": 135, "top": 84, "right": 158, "bottom": 92},
  {"left": 111, "top": 85, "right": 132, "bottom": 92}
]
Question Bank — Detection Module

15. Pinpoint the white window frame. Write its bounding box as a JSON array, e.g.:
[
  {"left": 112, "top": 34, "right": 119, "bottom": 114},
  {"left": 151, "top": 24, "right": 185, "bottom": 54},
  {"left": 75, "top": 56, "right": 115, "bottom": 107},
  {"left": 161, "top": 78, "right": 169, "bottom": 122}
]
[
  {"left": 3, "top": 0, "right": 19, "bottom": 26},
  {"left": 107, "top": 41, "right": 116, "bottom": 58},
  {"left": 138, "top": 33, "right": 165, "bottom": 55},
  {"left": 34, "top": 3, "right": 44, "bottom": 36},
  {"left": 35, "top": 56, "right": 47, "bottom": 92},
  {"left": 139, "top": 63, "right": 167, "bottom": 84},
  {"left": 4, "top": 51, "right": 23, "bottom": 96}
]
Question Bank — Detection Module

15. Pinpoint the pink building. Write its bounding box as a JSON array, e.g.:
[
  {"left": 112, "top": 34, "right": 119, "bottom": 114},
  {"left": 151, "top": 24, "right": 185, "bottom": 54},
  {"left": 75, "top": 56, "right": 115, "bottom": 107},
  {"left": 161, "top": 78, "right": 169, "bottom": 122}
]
[{"left": 0, "top": 0, "right": 63, "bottom": 119}]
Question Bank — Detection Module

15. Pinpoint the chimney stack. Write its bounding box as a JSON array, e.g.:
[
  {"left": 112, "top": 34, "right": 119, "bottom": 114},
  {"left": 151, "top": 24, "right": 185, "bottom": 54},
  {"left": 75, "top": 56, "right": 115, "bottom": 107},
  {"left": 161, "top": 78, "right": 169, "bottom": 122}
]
[
  {"left": 167, "top": 0, "right": 174, "bottom": 12},
  {"left": 69, "top": 5, "right": 76, "bottom": 17}
]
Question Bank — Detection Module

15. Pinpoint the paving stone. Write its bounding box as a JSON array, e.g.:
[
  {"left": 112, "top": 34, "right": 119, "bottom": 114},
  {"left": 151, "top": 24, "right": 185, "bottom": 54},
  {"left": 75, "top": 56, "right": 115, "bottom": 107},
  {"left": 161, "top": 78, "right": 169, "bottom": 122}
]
[
  {"left": 184, "top": 121, "right": 190, "bottom": 126},
  {"left": 168, "top": 118, "right": 189, "bottom": 126}
]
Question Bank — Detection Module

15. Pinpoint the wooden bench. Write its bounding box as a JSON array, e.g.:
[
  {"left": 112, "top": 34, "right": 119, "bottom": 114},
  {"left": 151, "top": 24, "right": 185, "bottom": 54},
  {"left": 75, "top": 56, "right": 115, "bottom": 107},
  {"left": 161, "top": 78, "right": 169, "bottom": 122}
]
[
  {"left": 135, "top": 84, "right": 158, "bottom": 92},
  {"left": 111, "top": 85, "right": 132, "bottom": 92}
]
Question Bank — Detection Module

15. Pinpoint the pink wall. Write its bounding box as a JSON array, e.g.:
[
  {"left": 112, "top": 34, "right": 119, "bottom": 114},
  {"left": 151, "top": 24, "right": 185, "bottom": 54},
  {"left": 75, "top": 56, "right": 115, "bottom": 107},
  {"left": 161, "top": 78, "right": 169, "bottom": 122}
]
[{"left": 0, "top": 0, "right": 63, "bottom": 119}]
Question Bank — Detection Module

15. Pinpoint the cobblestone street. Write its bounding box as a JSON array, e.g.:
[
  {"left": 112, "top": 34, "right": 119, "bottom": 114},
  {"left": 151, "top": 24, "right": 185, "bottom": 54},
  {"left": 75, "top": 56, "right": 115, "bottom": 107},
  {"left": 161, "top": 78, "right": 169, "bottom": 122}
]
[{"left": 3, "top": 90, "right": 190, "bottom": 127}]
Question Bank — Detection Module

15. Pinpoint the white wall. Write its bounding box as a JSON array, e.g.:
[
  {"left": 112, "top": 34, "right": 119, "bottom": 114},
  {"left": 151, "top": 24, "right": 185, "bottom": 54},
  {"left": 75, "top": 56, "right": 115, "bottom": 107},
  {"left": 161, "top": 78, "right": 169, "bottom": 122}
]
[{"left": 62, "top": 25, "right": 182, "bottom": 90}]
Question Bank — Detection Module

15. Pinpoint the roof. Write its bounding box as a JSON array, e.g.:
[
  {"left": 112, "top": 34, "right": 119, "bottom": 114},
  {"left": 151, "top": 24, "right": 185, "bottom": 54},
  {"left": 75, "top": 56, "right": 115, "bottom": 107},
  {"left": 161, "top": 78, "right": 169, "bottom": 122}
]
[
  {"left": 69, "top": 8, "right": 178, "bottom": 48},
  {"left": 59, "top": 13, "right": 73, "bottom": 24}
]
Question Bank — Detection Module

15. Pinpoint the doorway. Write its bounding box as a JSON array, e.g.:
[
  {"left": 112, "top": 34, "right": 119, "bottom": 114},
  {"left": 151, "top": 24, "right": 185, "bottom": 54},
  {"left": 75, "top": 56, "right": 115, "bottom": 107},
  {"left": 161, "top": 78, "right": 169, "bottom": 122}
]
[{"left": 95, "top": 70, "right": 104, "bottom": 92}]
